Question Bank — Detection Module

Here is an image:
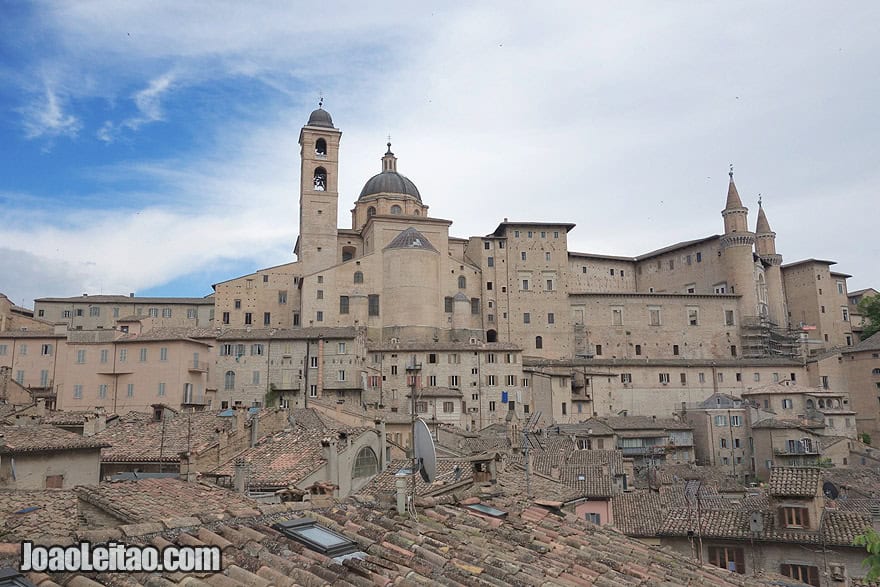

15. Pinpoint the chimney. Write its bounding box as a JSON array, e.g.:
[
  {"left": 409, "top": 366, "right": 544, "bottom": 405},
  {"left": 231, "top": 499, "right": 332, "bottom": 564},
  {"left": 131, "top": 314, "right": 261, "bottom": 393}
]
[
  {"left": 233, "top": 458, "right": 248, "bottom": 494},
  {"left": 322, "top": 436, "right": 339, "bottom": 495},
  {"left": 396, "top": 476, "right": 407, "bottom": 515},
  {"left": 129, "top": 293, "right": 135, "bottom": 298},
  {"left": 249, "top": 415, "right": 259, "bottom": 448},
  {"left": 234, "top": 407, "right": 246, "bottom": 436},
  {"left": 35, "top": 398, "right": 46, "bottom": 418},
  {"left": 550, "top": 464, "right": 560, "bottom": 479},
  {"left": 375, "top": 419, "right": 387, "bottom": 470}
]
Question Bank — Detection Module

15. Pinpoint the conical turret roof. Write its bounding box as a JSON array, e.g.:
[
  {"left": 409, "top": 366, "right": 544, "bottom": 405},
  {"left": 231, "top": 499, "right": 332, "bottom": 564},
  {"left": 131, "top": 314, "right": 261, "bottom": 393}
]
[
  {"left": 725, "top": 172, "right": 744, "bottom": 210},
  {"left": 756, "top": 202, "right": 772, "bottom": 233}
]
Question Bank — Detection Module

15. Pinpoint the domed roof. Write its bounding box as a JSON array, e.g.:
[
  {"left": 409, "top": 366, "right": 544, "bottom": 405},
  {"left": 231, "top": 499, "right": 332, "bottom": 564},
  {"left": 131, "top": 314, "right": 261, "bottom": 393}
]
[
  {"left": 384, "top": 227, "right": 437, "bottom": 252},
  {"left": 359, "top": 171, "right": 421, "bottom": 201},
  {"left": 307, "top": 107, "right": 334, "bottom": 128}
]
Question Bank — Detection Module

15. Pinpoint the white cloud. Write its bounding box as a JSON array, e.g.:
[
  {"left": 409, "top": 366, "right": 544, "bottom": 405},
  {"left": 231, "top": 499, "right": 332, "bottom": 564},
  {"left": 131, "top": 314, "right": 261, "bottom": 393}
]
[
  {"left": 2, "top": 2, "right": 879, "bottom": 306},
  {"left": 20, "top": 82, "right": 81, "bottom": 140},
  {"left": 98, "top": 72, "right": 176, "bottom": 142}
]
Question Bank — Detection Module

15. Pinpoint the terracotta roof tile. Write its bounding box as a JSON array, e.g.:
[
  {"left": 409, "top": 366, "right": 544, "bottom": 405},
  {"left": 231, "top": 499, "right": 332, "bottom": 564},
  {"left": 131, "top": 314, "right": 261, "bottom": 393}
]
[
  {"left": 0, "top": 489, "right": 79, "bottom": 541},
  {"left": 0, "top": 425, "right": 109, "bottom": 453},
  {"left": 769, "top": 466, "right": 821, "bottom": 497}
]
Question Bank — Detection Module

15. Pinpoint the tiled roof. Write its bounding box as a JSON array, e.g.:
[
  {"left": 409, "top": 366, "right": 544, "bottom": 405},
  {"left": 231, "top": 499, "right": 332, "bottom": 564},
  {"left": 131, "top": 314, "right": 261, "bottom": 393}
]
[
  {"left": 408, "top": 386, "right": 463, "bottom": 398},
  {"left": 612, "top": 490, "right": 665, "bottom": 536},
  {"left": 0, "top": 425, "right": 108, "bottom": 454},
  {"left": 212, "top": 426, "right": 373, "bottom": 489},
  {"left": 604, "top": 415, "right": 693, "bottom": 431},
  {"left": 359, "top": 459, "right": 473, "bottom": 497},
  {"left": 846, "top": 331, "right": 880, "bottom": 353},
  {"left": 116, "top": 329, "right": 213, "bottom": 345},
  {"left": 74, "top": 478, "right": 259, "bottom": 523},
  {"left": 769, "top": 467, "right": 821, "bottom": 497},
  {"left": 0, "top": 490, "right": 79, "bottom": 541},
  {"left": 41, "top": 411, "right": 108, "bottom": 426},
  {"left": 95, "top": 411, "right": 233, "bottom": 462},
  {"left": 4, "top": 497, "right": 780, "bottom": 586},
  {"left": 216, "top": 326, "right": 357, "bottom": 340},
  {"left": 368, "top": 341, "right": 522, "bottom": 351}
]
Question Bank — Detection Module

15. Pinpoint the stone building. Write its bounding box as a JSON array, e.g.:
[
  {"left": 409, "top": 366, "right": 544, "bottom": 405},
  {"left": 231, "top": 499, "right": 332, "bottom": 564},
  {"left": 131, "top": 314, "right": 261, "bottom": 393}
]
[{"left": 5, "top": 105, "right": 873, "bottom": 433}]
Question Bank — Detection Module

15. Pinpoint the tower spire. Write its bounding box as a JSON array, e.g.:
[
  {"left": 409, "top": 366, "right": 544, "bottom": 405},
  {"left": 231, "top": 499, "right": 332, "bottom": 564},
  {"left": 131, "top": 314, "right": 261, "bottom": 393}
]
[
  {"left": 725, "top": 164, "right": 744, "bottom": 210},
  {"left": 756, "top": 194, "right": 773, "bottom": 234}
]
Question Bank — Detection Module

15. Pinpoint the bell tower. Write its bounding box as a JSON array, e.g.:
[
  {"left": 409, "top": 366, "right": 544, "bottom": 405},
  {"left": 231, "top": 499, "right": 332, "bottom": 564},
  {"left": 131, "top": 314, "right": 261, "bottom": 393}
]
[{"left": 297, "top": 102, "right": 342, "bottom": 275}]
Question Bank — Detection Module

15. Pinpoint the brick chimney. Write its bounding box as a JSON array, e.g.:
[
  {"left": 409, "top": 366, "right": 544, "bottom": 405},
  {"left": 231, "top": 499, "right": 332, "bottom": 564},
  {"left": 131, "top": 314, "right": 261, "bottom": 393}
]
[
  {"left": 233, "top": 458, "right": 248, "bottom": 494},
  {"left": 321, "top": 436, "right": 339, "bottom": 495}
]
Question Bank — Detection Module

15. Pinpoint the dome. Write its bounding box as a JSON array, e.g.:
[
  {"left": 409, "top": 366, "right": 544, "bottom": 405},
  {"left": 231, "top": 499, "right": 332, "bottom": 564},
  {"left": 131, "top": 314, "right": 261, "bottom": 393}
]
[
  {"left": 359, "top": 171, "right": 421, "bottom": 201},
  {"left": 307, "top": 108, "right": 334, "bottom": 128}
]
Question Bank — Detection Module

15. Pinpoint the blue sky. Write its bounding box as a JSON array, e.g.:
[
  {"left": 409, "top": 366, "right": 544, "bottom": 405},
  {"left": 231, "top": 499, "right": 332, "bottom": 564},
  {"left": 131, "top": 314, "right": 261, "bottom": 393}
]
[{"left": 1, "top": 2, "right": 878, "bottom": 307}]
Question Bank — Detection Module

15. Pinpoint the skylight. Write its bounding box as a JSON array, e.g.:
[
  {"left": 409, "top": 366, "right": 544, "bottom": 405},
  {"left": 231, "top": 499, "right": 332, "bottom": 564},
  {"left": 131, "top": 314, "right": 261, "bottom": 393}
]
[
  {"left": 464, "top": 503, "right": 508, "bottom": 518},
  {"left": 272, "top": 519, "right": 361, "bottom": 558}
]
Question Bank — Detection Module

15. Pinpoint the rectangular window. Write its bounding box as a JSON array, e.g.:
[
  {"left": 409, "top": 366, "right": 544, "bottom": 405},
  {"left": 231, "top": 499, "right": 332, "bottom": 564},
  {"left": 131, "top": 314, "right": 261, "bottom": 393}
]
[
  {"left": 449, "top": 375, "right": 460, "bottom": 387},
  {"left": 158, "top": 382, "right": 166, "bottom": 397},
  {"left": 659, "top": 373, "right": 670, "bottom": 384},
  {"left": 76, "top": 349, "right": 86, "bottom": 364},
  {"left": 309, "top": 385, "right": 317, "bottom": 398},
  {"left": 15, "top": 370, "right": 24, "bottom": 384},
  {"left": 416, "top": 401, "right": 428, "bottom": 414},
  {"left": 427, "top": 375, "right": 437, "bottom": 386},
  {"left": 159, "top": 347, "right": 168, "bottom": 361},
  {"left": 506, "top": 375, "right": 517, "bottom": 386},
  {"left": 753, "top": 372, "right": 760, "bottom": 382},
  {"left": 187, "top": 308, "right": 197, "bottom": 319},
  {"left": 521, "top": 279, "right": 529, "bottom": 291},
  {"left": 731, "top": 345, "right": 737, "bottom": 357},
  {"left": 782, "top": 507, "right": 809, "bottom": 528},
  {"left": 484, "top": 241, "right": 490, "bottom": 250},
  {"left": 76, "top": 309, "right": 83, "bottom": 317},
  {"left": 252, "top": 343, "right": 264, "bottom": 355},
  {"left": 162, "top": 308, "right": 172, "bottom": 318},
  {"left": 673, "top": 344, "right": 679, "bottom": 355},
  {"left": 649, "top": 307, "right": 661, "bottom": 326},
  {"left": 126, "top": 383, "right": 134, "bottom": 398},
  {"left": 264, "top": 312, "right": 271, "bottom": 325},
  {"left": 471, "top": 298, "right": 480, "bottom": 314},
  {"left": 523, "top": 312, "right": 530, "bottom": 324},
  {"left": 368, "top": 295, "right": 380, "bottom": 316},
  {"left": 488, "top": 401, "right": 496, "bottom": 412},
  {"left": 0, "top": 345, "right": 6, "bottom": 356},
  {"left": 680, "top": 373, "right": 687, "bottom": 384},
  {"left": 547, "top": 312, "right": 555, "bottom": 324},
  {"left": 635, "top": 344, "right": 642, "bottom": 356},
  {"left": 561, "top": 402, "right": 567, "bottom": 415},
  {"left": 545, "top": 252, "right": 551, "bottom": 262},
  {"left": 448, "top": 353, "right": 460, "bottom": 364},
  {"left": 521, "top": 251, "right": 527, "bottom": 261},
  {"left": 595, "top": 344, "right": 602, "bottom": 355},
  {"left": 443, "top": 401, "right": 455, "bottom": 413},
  {"left": 842, "top": 307, "right": 849, "bottom": 321},
  {"left": 339, "top": 296, "right": 350, "bottom": 314},
  {"left": 41, "top": 344, "right": 52, "bottom": 356},
  {"left": 310, "top": 356, "right": 319, "bottom": 368},
  {"left": 74, "top": 384, "right": 83, "bottom": 399},
  {"left": 612, "top": 308, "right": 623, "bottom": 326},
  {"left": 720, "top": 438, "right": 728, "bottom": 449},
  {"left": 486, "top": 375, "right": 497, "bottom": 386},
  {"left": 620, "top": 373, "right": 632, "bottom": 384},
  {"left": 222, "top": 312, "right": 230, "bottom": 324},
  {"left": 688, "top": 307, "right": 699, "bottom": 326},
  {"left": 316, "top": 311, "right": 324, "bottom": 322},
  {"left": 148, "top": 308, "right": 158, "bottom": 318},
  {"left": 714, "top": 415, "right": 727, "bottom": 426},
  {"left": 708, "top": 546, "right": 744, "bottom": 574},
  {"left": 717, "top": 372, "right": 724, "bottom": 382},
  {"left": 245, "top": 312, "right": 253, "bottom": 325},
  {"left": 139, "top": 348, "right": 148, "bottom": 362},
  {"left": 278, "top": 290, "right": 288, "bottom": 304},
  {"left": 782, "top": 398, "right": 793, "bottom": 409},
  {"left": 98, "top": 384, "right": 108, "bottom": 399},
  {"left": 487, "top": 256, "right": 494, "bottom": 267},
  {"left": 316, "top": 290, "right": 323, "bottom": 300},
  {"left": 699, "top": 372, "right": 706, "bottom": 383},
  {"left": 89, "top": 306, "right": 100, "bottom": 317},
  {"left": 730, "top": 415, "right": 742, "bottom": 426},
  {"left": 780, "top": 564, "right": 819, "bottom": 587},
  {"left": 253, "top": 371, "right": 261, "bottom": 385},
  {"left": 19, "top": 344, "right": 27, "bottom": 356},
  {"left": 486, "top": 281, "right": 493, "bottom": 290}
]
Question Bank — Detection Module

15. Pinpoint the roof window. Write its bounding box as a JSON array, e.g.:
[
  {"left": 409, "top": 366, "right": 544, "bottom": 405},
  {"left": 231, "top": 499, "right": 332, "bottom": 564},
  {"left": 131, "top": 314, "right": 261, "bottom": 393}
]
[
  {"left": 272, "top": 518, "right": 363, "bottom": 560},
  {"left": 464, "top": 503, "right": 508, "bottom": 518}
]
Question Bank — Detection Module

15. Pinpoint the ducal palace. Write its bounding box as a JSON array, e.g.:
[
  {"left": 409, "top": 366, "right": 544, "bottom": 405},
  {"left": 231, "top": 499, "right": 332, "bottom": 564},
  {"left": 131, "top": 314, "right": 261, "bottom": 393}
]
[{"left": 3, "top": 105, "right": 879, "bottom": 448}]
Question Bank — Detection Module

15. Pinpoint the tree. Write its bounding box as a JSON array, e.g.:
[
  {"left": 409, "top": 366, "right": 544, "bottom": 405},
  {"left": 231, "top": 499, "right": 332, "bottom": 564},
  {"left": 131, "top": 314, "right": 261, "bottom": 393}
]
[
  {"left": 859, "top": 294, "right": 880, "bottom": 339},
  {"left": 854, "top": 528, "right": 880, "bottom": 581}
]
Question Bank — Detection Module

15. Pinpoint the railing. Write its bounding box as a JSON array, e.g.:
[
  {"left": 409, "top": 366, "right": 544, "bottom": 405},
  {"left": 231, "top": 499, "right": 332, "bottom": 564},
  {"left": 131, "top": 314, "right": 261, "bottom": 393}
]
[
  {"left": 621, "top": 445, "right": 667, "bottom": 456},
  {"left": 188, "top": 361, "right": 209, "bottom": 372},
  {"left": 774, "top": 447, "right": 819, "bottom": 456}
]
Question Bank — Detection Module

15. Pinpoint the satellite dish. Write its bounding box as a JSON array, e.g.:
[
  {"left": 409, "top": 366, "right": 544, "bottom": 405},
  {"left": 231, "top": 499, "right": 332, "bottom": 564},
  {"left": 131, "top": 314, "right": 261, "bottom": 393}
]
[
  {"left": 823, "top": 481, "right": 840, "bottom": 500},
  {"left": 413, "top": 418, "right": 436, "bottom": 483}
]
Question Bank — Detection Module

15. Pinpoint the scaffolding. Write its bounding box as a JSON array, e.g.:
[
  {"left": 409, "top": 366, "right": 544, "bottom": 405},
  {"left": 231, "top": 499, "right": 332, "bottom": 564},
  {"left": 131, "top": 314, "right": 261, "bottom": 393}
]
[{"left": 740, "top": 316, "right": 802, "bottom": 359}]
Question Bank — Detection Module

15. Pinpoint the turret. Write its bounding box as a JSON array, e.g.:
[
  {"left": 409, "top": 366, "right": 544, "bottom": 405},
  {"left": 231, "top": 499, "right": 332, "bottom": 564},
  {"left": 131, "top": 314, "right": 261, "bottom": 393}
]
[
  {"left": 755, "top": 198, "right": 786, "bottom": 325},
  {"left": 719, "top": 168, "right": 760, "bottom": 317}
]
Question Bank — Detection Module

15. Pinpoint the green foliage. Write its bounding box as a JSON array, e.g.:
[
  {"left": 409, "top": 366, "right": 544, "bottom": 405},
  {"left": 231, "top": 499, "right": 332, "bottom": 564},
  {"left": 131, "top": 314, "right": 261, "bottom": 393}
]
[
  {"left": 861, "top": 432, "right": 872, "bottom": 446},
  {"left": 265, "top": 384, "right": 281, "bottom": 408},
  {"left": 854, "top": 528, "right": 880, "bottom": 581},
  {"left": 859, "top": 295, "right": 880, "bottom": 339}
]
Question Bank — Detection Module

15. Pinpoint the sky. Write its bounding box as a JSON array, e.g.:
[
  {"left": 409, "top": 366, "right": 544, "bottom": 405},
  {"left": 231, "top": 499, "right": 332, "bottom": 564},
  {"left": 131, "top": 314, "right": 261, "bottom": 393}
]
[{"left": 1, "top": 2, "right": 878, "bottom": 308}]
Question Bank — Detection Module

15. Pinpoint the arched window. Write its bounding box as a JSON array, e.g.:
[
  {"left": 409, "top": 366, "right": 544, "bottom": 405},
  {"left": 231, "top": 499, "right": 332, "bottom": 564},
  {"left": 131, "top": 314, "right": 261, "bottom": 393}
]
[
  {"left": 535, "top": 336, "right": 543, "bottom": 349},
  {"left": 367, "top": 206, "right": 376, "bottom": 217},
  {"left": 487, "top": 329, "right": 497, "bottom": 343},
  {"left": 806, "top": 399, "right": 814, "bottom": 409},
  {"left": 354, "top": 271, "right": 364, "bottom": 284},
  {"left": 873, "top": 368, "right": 880, "bottom": 375},
  {"left": 315, "top": 138, "right": 327, "bottom": 156},
  {"left": 390, "top": 204, "right": 402, "bottom": 215},
  {"left": 413, "top": 209, "right": 420, "bottom": 216},
  {"left": 313, "top": 167, "right": 327, "bottom": 191},
  {"left": 352, "top": 446, "right": 378, "bottom": 478},
  {"left": 818, "top": 399, "right": 825, "bottom": 409},
  {"left": 458, "top": 276, "right": 466, "bottom": 289},
  {"left": 224, "top": 370, "right": 235, "bottom": 391}
]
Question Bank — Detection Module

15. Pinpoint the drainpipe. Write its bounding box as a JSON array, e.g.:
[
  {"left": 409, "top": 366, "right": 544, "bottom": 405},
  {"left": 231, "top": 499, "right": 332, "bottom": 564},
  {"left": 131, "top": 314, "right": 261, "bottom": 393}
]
[{"left": 317, "top": 337, "right": 325, "bottom": 399}]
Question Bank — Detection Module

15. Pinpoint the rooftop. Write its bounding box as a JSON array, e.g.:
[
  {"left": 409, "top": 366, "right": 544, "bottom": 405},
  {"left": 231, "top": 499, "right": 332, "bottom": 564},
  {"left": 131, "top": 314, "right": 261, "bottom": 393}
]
[
  {"left": 0, "top": 425, "right": 108, "bottom": 454},
  {"left": 34, "top": 295, "right": 214, "bottom": 305},
  {"left": 768, "top": 466, "right": 821, "bottom": 497}
]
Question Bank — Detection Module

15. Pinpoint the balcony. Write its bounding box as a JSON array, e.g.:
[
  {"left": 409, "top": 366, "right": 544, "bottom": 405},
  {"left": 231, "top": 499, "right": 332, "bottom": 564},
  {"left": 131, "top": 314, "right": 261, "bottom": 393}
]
[
  {"left": 620, "top": 445, "right": 667, "bottom": 457},
  {"left": 188, "top": 361, "right": 209, "bottom": 373},
  {"left": 774, "top": 446, "right": 819, "bottom": 456}
]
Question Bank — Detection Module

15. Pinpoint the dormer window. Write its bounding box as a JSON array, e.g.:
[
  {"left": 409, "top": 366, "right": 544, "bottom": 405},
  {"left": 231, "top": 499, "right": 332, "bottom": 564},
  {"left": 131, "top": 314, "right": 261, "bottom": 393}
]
[{"left": 781, "top": 506, "right": 809, "bottom": 528}]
